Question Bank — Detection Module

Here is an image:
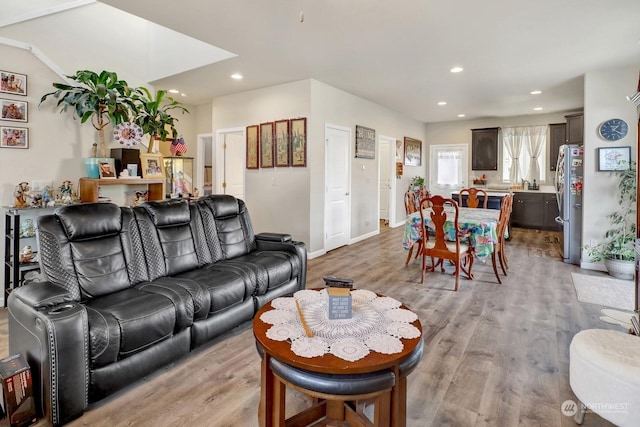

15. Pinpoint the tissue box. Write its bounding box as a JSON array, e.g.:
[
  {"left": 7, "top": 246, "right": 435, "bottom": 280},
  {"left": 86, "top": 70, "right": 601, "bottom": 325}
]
[{"left": 328, "top": 288, "right": 352, "bottom": 319}]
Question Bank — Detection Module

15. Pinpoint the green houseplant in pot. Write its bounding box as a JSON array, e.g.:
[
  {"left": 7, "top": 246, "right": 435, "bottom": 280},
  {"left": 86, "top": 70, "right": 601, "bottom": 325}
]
[
  {"left": 584, "top": 160, "right": 636, "bottom": 280},
  {"left": 410, "top": 176, "right": 425, "bottom": 191},
  {"left": 131, "top": 87, "right": 189, "bottom": 154}
]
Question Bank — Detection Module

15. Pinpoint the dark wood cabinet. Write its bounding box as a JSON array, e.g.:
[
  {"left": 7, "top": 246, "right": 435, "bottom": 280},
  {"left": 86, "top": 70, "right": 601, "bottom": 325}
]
[
  {"left": 511, "top": 192, "right": 560, "bottom": 231},
  {"left": 471, "top": 127, "right": 499, "bottom": 170},
  {"left": 543, "top": 193, "right": 561, "bottom": 231},
  {"left": 549, "top": 123, "right": 566, "bottom": 171},
  {"left": 565, "top": 113, "right": 584, "bottom": 144}
]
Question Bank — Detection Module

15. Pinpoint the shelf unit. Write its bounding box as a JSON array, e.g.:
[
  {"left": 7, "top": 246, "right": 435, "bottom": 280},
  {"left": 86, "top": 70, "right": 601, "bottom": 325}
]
[
  {"left": 4, "top": 207, "right": 56, "bottom": 306},
  {"left": 79, "top": 178, "right": 164, "bottom": 203}
]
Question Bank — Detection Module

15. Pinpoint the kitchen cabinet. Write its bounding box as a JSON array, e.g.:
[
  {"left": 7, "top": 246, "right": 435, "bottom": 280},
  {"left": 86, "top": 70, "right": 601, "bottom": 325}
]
[
  {"left": 543, "top": 193, "right": 561, "bottom": 231},
  {"left": 471, "top": 127, "right": 499, "bottom": 170},
  {"left": 511, "top": 192, "right": 561, "bottom": 231},
  {"left": 565, "top": 113, "right": 584, "bottom": 144},
  {"left": 4, "top": 207, "right": 55, "bottom": 306},
  {"left": 549, "top": 123, "right": 566, "bottom": 171}
]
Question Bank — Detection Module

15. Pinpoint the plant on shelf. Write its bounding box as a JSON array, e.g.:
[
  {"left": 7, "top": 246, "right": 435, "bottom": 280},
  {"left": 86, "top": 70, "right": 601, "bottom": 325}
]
[
  {"left": 40, "top": 70, "right": 136, "bottom": 158},
  {"left": 410, "top": 176, "right": 425, "bottom": 190},
  {"left": 131, "top": 87, "right": 189, "bottom": 153},
  {"left": 584, "top": 160, "right": 636, "bottom": 279}
]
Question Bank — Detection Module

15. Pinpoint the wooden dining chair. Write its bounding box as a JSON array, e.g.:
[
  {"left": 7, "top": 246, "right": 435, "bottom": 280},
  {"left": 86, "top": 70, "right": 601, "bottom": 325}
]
[
  {"left": 419, "top": 195, "right": 474, "bottom": 290},
  {"left": 404, "top": 189, "right": 422, "bottom": 266},
  {"left": 490, "top": 193, "right": 512, "bottom": 284},
  {"left": 458, "top": 187, "right": 488, "bottom": 209},
  {"left": 500, "top": 192, "right": 513, "bottom": 270}
]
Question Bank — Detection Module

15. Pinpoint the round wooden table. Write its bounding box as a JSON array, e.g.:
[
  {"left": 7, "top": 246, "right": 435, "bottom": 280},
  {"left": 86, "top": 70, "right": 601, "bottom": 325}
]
[{"left": 253, "top": 290, "right": 422, "bottom": 427}]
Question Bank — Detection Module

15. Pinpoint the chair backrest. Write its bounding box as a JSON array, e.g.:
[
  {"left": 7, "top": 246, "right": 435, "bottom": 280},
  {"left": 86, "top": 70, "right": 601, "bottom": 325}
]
[
  {"left": 458, "top": 187, "right": 488, "bottom": 209},
  {"left": 417, "top": 188, "right": 430, "bottom": 204},
  {"left": 404, "top": 190, "right": 418, "bottom": 215},
  {"left": 497, "top": 193, "right": 513, "bottom": 239},
  {"left": 419, "top": 195, "right": 460, "bottom": 254}
]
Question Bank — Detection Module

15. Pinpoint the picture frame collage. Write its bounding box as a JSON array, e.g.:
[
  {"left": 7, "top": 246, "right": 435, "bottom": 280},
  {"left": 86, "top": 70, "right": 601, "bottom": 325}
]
[
  {"left": 0, "top": 70, "right": 29, "bottom": 150},
  {"left": 246, "top": 117, "right": 307, "bottom": 169}
]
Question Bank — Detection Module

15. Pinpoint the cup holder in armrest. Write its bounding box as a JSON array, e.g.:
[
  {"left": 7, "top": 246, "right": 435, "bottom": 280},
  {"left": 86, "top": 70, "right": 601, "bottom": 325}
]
[{"left": 47, "top": 303, "right": 76, "bottom": 315}]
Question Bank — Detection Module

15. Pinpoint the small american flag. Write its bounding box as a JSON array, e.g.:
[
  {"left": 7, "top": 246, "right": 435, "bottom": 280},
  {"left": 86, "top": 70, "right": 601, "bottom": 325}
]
[{"left": 170, "top": 137, "right": 187, "bottom": 155}]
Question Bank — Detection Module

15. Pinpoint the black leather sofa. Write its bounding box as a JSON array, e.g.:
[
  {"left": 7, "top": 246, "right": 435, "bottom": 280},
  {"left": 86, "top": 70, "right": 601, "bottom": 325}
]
[{"left": 7, "top": 195, "right": 306, "bottom": 426}]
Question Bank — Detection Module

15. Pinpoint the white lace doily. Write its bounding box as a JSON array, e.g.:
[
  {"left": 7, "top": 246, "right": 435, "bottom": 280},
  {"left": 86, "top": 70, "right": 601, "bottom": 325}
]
[{"left": 259, "top": 289, "right": 421, "bottom": 361}]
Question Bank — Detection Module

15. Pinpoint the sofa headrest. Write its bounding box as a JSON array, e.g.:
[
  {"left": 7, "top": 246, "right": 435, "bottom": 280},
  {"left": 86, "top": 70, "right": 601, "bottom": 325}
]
[
  {"left": 140, "top": 199, "right": 190, "bottom": 227},
  {"left": 200, "top": 195, "right": 239, "bottom": 218},
  {"left": 56, "top": 203, "right": 121, "bottom": 241}
]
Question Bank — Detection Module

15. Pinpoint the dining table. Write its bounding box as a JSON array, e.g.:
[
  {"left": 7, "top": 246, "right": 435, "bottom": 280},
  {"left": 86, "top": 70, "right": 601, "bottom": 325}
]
[{"left": 402, "top": 206, "right": 500, "bottom": 260}]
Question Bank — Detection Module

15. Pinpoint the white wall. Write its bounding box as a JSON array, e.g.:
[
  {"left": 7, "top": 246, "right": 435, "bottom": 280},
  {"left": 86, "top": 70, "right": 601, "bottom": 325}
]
[{"left": 582, "top": 66, "right": 639, "bottom": 270}]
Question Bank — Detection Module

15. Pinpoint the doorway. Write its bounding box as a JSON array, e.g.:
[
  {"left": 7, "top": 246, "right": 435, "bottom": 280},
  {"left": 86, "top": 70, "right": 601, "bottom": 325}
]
[
  {"left": 196, "top": 134, "right": 213, "bottom": 196},
  {"left": 215, "top": 127, "right": 245, "bottom": 200},
  {"left": 379, "top": 135, "right": 395, "bottom": 227},
  {"left": 324, "top": 124, "right": 351, "bottom": 252},
  {"left": 429, "top": 144, "right": 468, "bottom": 197}
]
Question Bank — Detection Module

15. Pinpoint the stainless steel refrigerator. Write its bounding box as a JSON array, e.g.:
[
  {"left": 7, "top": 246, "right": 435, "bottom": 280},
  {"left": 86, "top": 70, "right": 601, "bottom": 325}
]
[{"left": 555, "top": 144, "right": 584, "bottom": 264}]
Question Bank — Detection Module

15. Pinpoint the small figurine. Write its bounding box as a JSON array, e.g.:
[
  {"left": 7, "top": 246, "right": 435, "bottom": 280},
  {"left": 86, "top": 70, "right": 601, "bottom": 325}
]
[
  {"left": 193, "top": 188, "right": 200, "bottom": 199},
  {"left": 133, "top": 191, "right": 149, "bottom": 206},
  {"left": 20, "top": 245, "right": 34, "bottom": 263},
  {"left": 29, "top": 191, "right": 43, "bottom": 207},
  {"left": 13, "top": 181, "right": 30, "bottom": 208},
  {"left": 119, "top": 169, "right": 130, "bottom": 178},
  {"left": 59, "top": 180, "right": 74, "bottom": 205},
  {"left": 42, "top": 185, "right": 54, "bottom": 206},
  {"left": 19, "top": 219, "right": 35, "bottom": 238}
]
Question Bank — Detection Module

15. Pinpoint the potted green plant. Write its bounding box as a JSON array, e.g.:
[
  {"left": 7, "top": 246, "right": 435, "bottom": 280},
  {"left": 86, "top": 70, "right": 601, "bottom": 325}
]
[
  {"left": 410, "top": 176, "right": 425, "bottom": 191},
  {"left": 131, "top": 87, "right": 189, "bottom": 153},
  {"left": 584, "top": 160, "right": 637, "bottom": 279},
  {"left": 40, "top": 70, "right": 136, "bottom": 159}
]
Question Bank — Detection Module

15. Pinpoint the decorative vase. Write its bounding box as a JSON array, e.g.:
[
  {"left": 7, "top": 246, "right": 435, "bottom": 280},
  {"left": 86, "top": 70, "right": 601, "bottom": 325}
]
[{"left": 604, "top": 258, "right": 635, "bottom": 281}]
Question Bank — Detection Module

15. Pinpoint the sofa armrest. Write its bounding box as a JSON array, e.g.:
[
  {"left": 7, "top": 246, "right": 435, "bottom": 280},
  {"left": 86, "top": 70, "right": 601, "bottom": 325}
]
[
  {"left": 8, "top": 291, "right": 89, "bottom": 426},
  {"left": 255, "top": 239, "right": 307, "bottom": 292},
  {"left": 255, "top": 232, "right": 292, "bottom": 243},
  {"left": 10, "top": 281, "right": 75, "bottom": 309}
]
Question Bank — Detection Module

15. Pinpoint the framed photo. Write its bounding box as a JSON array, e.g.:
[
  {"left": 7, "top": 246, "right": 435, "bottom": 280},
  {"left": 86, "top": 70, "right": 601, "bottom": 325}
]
[
  {"left": 355, "top": 125, "right": 375, "bottom": 159},
  {"left": 597, "top": 146, "right": 631, "bottom": 171},
  {"left": 274, "top": 119, "right": 290, "bottom": 167},
  {"left": 140, "top": 153, "right": 165, "bottom": 178},
  {"left": 290, "top": 117, "right": 307, "bottom": 167},
  {"left": 98, "top": 158, "right": 117, "bottom": 179},
  {"left": 0, "top": 71, "right": 27, "bottom": 96},
  {"left": 404, "top": 137, "right": 422, "bottom": 166},
  {"left": 0, "top": 126, "right": 28, "bottom": 149},
  {"left": 246, "top": 125, "right": 259, "bottom": 169},
  {"left": 1, "top": 98, "right": 27, "bottom": 122},
  {"left": 260, "top": 122, "right": 274, "bottom": 168},
  {"left": 395, "top": 139, "right": 404, "bottom": 163}
]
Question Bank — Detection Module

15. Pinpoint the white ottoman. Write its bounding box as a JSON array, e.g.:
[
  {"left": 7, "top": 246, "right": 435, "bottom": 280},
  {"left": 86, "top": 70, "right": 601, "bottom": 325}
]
[{"left": 569, "top": 329, "right": 640, "bottom": 426}]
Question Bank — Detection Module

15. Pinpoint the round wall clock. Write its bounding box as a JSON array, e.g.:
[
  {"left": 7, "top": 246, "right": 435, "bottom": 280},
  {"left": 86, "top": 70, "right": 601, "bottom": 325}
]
[{"left": 598, "top": 118, "right": 629, "bottom": 141}]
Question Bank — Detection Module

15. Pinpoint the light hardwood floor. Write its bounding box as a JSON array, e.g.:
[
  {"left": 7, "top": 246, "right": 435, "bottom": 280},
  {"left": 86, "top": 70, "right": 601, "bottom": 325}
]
[{"left": 0, "top": 225, "right": 619, "bottom": 426}]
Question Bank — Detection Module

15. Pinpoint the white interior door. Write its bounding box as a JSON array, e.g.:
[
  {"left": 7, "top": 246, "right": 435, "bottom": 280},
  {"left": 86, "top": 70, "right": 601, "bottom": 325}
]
[
  {"left": 379, "top": 139, "right": 391, "bottom": 223},
  {"left": 196, "top": 134, "right": 213, "bottom": 196},
  {"left": 215, "top": 128, "right": 245, "bottom": 200},
  {"left": 325, "top": 124, "right": 351, "bottom": 252},
  {"left": 429, "top": 144, "right": 468, "bottom": 197}
]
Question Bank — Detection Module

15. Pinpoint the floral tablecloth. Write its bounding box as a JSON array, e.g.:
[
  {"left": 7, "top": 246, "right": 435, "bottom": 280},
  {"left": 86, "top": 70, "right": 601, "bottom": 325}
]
[
  {"left": 402, "top": 207, "right": 500, "bottom": 260},
  {"left": 259, "top": 289, "right": 421, "bottom": 362}
]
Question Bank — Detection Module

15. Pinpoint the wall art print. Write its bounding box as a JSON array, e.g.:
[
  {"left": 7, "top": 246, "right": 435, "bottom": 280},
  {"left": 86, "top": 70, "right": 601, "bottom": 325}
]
[
  {"left": 260, "top": 122, "right": 275, "bottom": 168},
  {"left": 290, "top": 117, "right": 307, "bottom": 167},
  {"left": 355, "top": 125, "right": 375, "bottom": 159},
  {"left": 404, "top": 137, "right": 422, "bottom": 166},
  {"left": 275, "top": 119, "right": 290, "bottom": 167},
  {"left": 0, "top": 126, "right": 28, "bottom": 149},
  {"left": 1, "top": 98, "right": 27, "bottom": 122},
  {"left": 0, "top": 71, "right": 27, "bottom": 96},
  {"left": 246, "top": 125, "right": 259, "bottom": 169}
]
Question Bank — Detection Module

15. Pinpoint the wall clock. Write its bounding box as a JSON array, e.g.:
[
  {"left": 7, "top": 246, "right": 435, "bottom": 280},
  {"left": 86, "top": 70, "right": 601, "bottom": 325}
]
[{"left": 598, "top": 118, "right": 628, "bottom": 141}]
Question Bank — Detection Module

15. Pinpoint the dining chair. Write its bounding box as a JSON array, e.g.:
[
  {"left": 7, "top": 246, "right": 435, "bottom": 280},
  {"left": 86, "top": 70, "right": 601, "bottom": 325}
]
[
  {"left": 458, "top": 187, "right": 488, "bottom": 209},
  {"left": 419, "top": 195, "right": 474, "bottom": 290},
  {"left": 490, "top": 193, "right": 512, "bottom": 284},
  {"left": 404, "top": 189, "right": 421, "bottom": 266},
  {"left": 500, "top": 193, "right": 513, "bottom": 270}
]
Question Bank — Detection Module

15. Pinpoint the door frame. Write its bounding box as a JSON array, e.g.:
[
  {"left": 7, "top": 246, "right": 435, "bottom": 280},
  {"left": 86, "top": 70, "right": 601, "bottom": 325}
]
[
  {"left": 215, "top": 127, "right": 245, "bottom": 195},
  {"left": 324, "top": 123, "right": 352, "bottom": 252},
  {"left": 378, "top": 135, "right": 397, "bottom": 229},
  {"left": 196, "top": 133, "right": 213, "bottom": 195}
]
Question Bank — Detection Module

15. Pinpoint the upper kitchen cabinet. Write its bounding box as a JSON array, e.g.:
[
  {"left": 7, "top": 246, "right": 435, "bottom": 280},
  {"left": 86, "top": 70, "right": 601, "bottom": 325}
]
[
  {"left": 549, "top": 123, "right": 566, "bottom": 171},
  {"left": 565, "top": 113, "right": 584, "bottom": 144},
  {"left": 471, "top": 127, "right": 500, "bottom": 170}
]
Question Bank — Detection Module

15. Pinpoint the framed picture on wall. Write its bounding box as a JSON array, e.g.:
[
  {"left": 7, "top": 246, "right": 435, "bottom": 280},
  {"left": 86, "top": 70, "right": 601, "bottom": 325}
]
[
  {"left": 290, "top": 117, "right": 307, "bottom": 167},
  {"left": 0, "top": 126, "right": 28, "bottom": 149},
  {"left": 404, "top": 137, "right": 422, "bottom": 166},
  {"left": 597, "top": 146, "right": 631, "bottom": 171},
  {"left": 274, "top": 119, "right": 290, "bottom": 167},
  {"left": 246, "top": 125, "right": 259, "bottom": 169},
  {"left": 395, "top": 139, "right": 404, "bottom": 163},
  {"left": 260, "top": 122, "right": 275, "bottom": 168},
  {"left": 355, "top": 125, "right": 375, "bottom": 159},
  {"left": 0, "top": 71, "right": 27, "bottom": 96},
  {"left": 0, "top": 98, "right": 27, "bottom": 122}
]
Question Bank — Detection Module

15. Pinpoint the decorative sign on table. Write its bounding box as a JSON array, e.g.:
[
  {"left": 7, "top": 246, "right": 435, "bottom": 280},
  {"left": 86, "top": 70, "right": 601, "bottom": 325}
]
[{"left": 328, "top": 287, "right": 352, "bottom": 319}]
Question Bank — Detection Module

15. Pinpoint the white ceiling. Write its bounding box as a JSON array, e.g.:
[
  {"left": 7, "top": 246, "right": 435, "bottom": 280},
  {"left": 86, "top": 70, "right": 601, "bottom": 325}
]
[{"left": 2, "top": 0, "right": 640, "bottom": 123}]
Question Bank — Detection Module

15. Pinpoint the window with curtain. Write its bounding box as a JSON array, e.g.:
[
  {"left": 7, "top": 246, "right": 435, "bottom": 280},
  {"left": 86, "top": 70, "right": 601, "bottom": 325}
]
[{"left": 502, "top": 125, "right": 547, "bottom": 183}]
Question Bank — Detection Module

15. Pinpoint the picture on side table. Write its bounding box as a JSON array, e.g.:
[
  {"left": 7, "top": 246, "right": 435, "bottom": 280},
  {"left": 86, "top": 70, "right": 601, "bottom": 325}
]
[
  {"left": 0, "top": 126, "right": 28, "bottom": 149},
  {"left": 290, "top": 117, "right": 307, "bottom": 167},
  {"left": 246, "top": 125, "right": 259, "bottom": 169},
  {"left": 260, "top": 122, "right": 275, "bottom": 168},
  {"left": 274, "top": 119, "right": 290, "bottom": 167},
  {"left": 0, "top": 98, "right": 27, "bottom": 122},
  {"left": 404, "top": 137, "right": 422, "bottom": 166},
  {"left": 0, "top": 71, "right": 27, "bottom": 96},
  {"left": 98, "top": 159, "right": 117, "bottom": 179},
  {"left": 140, "top": 153, "right": 165, "bottom": 178}
]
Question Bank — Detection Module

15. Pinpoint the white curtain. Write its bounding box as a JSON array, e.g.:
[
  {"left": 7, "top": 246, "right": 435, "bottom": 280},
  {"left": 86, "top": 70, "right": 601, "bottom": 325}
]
[
  {"left": 437, "top": 150, "right": 461, "bottom": 186},
  {"left": 502, "top": 127, "right": 525, "bottom": 183},
  {"left": 525, "top": 125, "right": 547, "bottom": 183}
]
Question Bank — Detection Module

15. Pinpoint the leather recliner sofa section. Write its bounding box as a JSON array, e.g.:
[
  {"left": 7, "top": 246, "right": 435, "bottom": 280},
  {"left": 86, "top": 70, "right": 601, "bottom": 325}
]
[{"left": 7, "top": 195, "right": 306, "bottom": 426}]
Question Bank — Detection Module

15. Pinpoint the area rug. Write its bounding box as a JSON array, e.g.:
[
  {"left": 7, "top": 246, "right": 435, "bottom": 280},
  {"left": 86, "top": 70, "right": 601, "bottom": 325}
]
[{"left": 571, "top": 272, "right": 634, "bottom": 311}]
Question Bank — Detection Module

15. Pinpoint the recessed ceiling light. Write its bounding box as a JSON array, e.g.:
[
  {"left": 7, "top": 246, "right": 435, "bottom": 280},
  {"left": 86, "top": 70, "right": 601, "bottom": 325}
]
[
  {"left": 437, "top": 101, "right": 447, "bottom": 106},
  {"left": 231, "top": 73, "right": 243, "bottom": 80},
  {"left": 457, "top": 114, "right": 466, "bottom": 118},
  {"left": 450, "top": 67, "right": 464, "bottom": 73},
  {"left": 530, "top": 90, "right": 542, "bottom": 95},
  {"left": 168, "top": 89, "right": 179, "bottom": 94},
  {"left": 533, "top": 107, "right": 543, "bottom": 111}
]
